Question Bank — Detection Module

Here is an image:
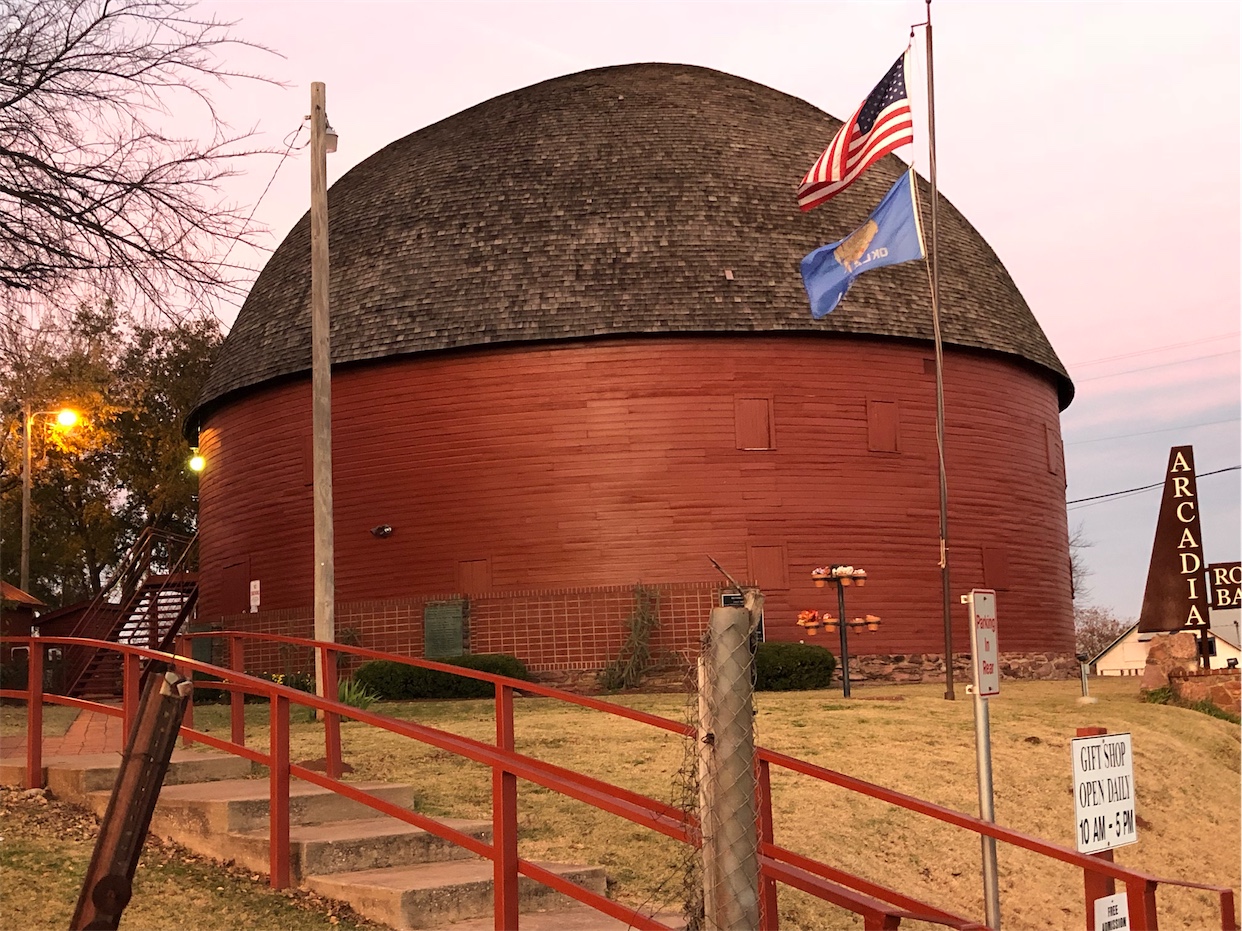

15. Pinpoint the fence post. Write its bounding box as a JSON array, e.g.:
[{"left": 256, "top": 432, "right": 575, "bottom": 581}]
[
  {"left": 756, "top": 758, "right": 779, "bottom": 930},
  {"left": 699, "top": 606, "right": 760, "bottom": 931},
  {"left": 269, "top": 692, "right": 291, "bottom": 889},
  {"left": 493, "top": 682, "right": 519, "bottom": 930},
  {"left": 1077, "top": 726, "right": 1117, "bottom": 931},
  {"left": 175, "top": 635, "right": 194, "bottom": 746},
  {"left": 122, "top": 652, "right": 140, "bottom": 737},
  {"left": 26, "top": 639, "right": 43, "bottom": 790},
  {"left": 323, "top": 646, "right": 342, "bottom": 779},
  {"left": 229, "top": 635, "right": 245, "bottom": 748}
]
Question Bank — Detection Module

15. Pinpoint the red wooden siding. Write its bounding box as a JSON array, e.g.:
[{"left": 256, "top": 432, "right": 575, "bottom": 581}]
[{"left": 196, "top": 335, "right": 1073, "bottom": 657}]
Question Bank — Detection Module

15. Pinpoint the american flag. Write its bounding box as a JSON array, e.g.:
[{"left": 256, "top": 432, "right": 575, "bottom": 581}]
[{"left": 797, "top": 51, "right": 915, "bottom": 211}]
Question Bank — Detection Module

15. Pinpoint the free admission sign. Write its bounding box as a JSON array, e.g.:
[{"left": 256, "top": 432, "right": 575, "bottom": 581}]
[
  {"left": 1072, "top": 732, "right": 1137, "bottom": 854},
  {"left": 965, "top": 589, "right": 999, "bottom": 697}
]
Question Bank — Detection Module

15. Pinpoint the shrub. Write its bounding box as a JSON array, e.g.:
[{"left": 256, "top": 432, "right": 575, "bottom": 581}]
[
  {"left": 0, "top": 660, "right": 29, "bottom": 693},
  {"left": 754, "top": 641, "right": 836, "bottom": 691},
  {"left": 354, "top": 654, "right": 531, "bottom": 700},
  {"left": 338, "top": 677, "right": 379, "bottom": 711}
]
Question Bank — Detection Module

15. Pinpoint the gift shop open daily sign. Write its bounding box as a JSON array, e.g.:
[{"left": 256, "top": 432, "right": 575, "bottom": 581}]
[{"left": 1072, "top": 733, "right": 1137, "bottom": 854}]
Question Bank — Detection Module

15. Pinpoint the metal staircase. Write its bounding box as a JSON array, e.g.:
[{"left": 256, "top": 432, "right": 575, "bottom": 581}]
[{"left": 60, "top": 529, "right": 199, "bottom": 698}]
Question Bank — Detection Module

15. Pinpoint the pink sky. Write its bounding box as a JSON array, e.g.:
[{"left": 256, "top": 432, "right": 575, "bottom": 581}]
[{"left": 200, "top": 0, "right": 1240, "bottom": 620}]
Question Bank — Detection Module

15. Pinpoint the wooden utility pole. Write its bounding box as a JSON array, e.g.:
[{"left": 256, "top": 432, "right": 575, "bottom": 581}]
[{"left": 310, "top": 82, "right": 335, "bottom": 701}]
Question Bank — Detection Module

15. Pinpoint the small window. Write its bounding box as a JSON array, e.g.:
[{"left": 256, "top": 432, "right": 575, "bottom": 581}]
[
  {"left": 220, "top": 558, "right": 251, "bottom": 616},
  {"left": 458, "top": 558, "right": 491, "bottom": 594},
  {"left": 747, "top": 544, "right": 788, "bottom": 590},
  {"left": 735, "top": 397, "right": 774, "bottom": 450},
  {"left": 1045, "top": 424, "right": 1063, "bottom": 476},
  {"left": 981, "top": 547, "right": 1011, "bottom": 591},
  {"left": 867, "top": 400, "right": 900, "bottom": 453}
]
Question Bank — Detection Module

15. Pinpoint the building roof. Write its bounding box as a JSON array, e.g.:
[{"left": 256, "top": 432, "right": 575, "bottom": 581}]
[
  {"left": 190, "top": 63, "right": 1072, "bottom": 431},
  {"left": 0, "top": 581, "right": 44, "bottom": 607}
]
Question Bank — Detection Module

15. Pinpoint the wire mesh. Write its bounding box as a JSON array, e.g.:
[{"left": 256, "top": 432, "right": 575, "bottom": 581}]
[{"left": 696, "top": 603, "right": 762, "bottom": 931}]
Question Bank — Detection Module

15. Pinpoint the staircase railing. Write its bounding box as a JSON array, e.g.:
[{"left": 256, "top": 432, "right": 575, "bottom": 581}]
[
  {"left": 59, "top": 528, "right": 198, "bottom": 696},
  {"left": 4, "top": 632, "right": 1236, "bottom": 931}
]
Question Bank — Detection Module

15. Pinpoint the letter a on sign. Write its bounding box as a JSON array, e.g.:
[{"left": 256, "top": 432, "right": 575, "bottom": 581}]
[{"left": 1137, "top": 446, "right": 1206, "bottom": 633}]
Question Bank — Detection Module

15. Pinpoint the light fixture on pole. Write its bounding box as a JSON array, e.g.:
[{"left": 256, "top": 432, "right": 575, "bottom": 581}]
[
  {"left": 20, "top": 404, "right": 80, "bottom": 592},
  {"left": 800, "top": 565, "right": 879, "bottom": 698},
  {"left": 310, "top": 82, "right": 338, "bottom": 705}
]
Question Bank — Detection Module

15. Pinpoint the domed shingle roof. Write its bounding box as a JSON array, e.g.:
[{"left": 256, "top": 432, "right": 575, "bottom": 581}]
[{"left": 191, "top": 63, "right": 1071, "bottom": 429}]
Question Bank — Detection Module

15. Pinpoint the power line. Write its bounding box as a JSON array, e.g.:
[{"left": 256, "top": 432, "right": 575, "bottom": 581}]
[
  {"left": 1076, "top": 350, "right": 1238, "bottom": 383},
  {"left": 1065, "top": 416, "right": 1241, "bottom": 445},
  {"left": 1066, "top": 465, "right": 1241, "bottom": 509},
  {"left": 1066, "top": 332, "right": 1240, "bottom": 368}
]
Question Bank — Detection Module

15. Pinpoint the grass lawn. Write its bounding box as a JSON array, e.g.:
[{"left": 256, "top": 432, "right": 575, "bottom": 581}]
[{"left": 2, "top": 677, "right": 1238, "bottom": 929}]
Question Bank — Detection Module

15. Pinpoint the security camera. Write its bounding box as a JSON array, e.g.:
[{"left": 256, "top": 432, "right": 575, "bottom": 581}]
[{"left": 370, "top": 524, "right": 393, "bottom": 538}]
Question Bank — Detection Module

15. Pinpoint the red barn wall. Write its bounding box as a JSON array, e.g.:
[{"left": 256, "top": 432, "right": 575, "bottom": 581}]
[{"left": 195, "top": 335, "right": 1073, "bottom": 657}]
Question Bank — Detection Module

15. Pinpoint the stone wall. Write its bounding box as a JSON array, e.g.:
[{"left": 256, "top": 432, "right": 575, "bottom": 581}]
[{"left": 1140, "top": 631, "right": 1241, "bottom": 716}]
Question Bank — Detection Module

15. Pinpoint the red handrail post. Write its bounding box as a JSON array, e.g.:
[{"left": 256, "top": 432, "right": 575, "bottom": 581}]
[
  {"left": 229, "top": 635, "right": 245, "bottom": 748},
  {"left": 1220, "top": 889, "right": 1238, "bottom": 931},
  {"left": 26, "top": 639, "right": 43, "bottom": 790},
  {"left": 756, "top": 758, "right": 780, "bottom": 930},
  {"left": 175, "top": 635, "right": 194, "bottom": 746},
  {"left": 1124, "top": 878, "right": 1158, "bottom": 931},
  {"left": 323, "top": 646, "right": 342, "bottom": 779},
  {"left": 269, "top": 691, "right": 291, "bottom": 889},
  {"left": 122, "top": 651, "right": 140, "bottom": 737},
  {"left": 493, "top": 682, "right": 519, "bottom": 931}
]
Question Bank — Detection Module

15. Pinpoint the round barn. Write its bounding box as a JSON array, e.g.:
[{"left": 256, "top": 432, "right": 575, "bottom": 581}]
[{"left": 186, "top": 63, "right": 1077, "bottom": 683}]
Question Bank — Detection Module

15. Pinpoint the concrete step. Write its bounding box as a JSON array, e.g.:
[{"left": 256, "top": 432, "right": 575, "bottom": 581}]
[
  {"left": 447, "top": 903, "right": 685, "bottom": 930},
  {"left": 87, "top": 777, "right": 415, "bottom": 835},
  {"left": 305, "top": 859, "right": 608, "bottom": 930},
  {"left": 41, "top": 750, "right": 251, "bottom": 805},
  {"left": 228, "top": 815, "right": 493, "bottom": 881}
]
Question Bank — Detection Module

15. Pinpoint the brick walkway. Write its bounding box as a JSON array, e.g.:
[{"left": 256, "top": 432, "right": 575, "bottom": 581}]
[{"left": 0, "top": 706, "right": 125, "bottom": 759}]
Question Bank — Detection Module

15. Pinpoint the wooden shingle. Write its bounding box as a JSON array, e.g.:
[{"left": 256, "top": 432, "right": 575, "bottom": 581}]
[{"left": 190, "top": 63, "right": 1071, "bottom": 431}]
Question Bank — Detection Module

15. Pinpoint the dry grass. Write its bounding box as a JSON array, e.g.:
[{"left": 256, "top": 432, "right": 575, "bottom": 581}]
[
  {"left": 181, "top": 677, "right": 1240, "bottom": 931},
  {"left": 0, "top": 702, "right": 79, "bottom": 737}
]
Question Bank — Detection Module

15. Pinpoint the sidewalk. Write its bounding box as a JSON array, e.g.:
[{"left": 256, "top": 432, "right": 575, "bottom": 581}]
[{"left": 0, "top": 706, "right": 126, "bottom": 759}]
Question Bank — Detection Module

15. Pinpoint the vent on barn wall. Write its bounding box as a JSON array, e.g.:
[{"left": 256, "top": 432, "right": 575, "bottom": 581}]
[{"left": 424, "top": 600, "right": 465, "bottom": 658}]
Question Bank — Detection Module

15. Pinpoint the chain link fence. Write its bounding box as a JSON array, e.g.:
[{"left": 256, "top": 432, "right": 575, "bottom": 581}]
[{"left": 687, "top": 594, "right": 764, "bottom": 931}]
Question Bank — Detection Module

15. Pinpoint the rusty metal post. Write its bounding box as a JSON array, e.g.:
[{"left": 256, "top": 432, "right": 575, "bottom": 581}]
[
  {"left": 174, "top": 635, "right": 194, "bottom": 746},
  {"left": 229, "top": 635, "right": 245, "bottom": 748},
  {"left": 756, "top": 758, "right": 779, "bottom": 930},
  {"left": 122, "top": 652, "right": 140, "bottom": 736},
  {"left": 269, "top": 692, "right": 291, "bottom": 889},
  {"left": 25, "top": 638, "right": 43, "bottom": 790},
  {"left": 323, "top": 645, "right": 342, "bottom": 778},
  {"left": 70, "top": 667, "right": 193, "bottom": 931},
  {"left": 493, "top": 682, "right": 519, "bottom": 930},
  {"left": 1077, "top": 727, "right": 1117, "bottom": 930}
]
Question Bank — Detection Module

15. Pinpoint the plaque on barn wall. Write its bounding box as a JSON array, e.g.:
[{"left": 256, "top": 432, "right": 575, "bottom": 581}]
[{"left": 1136, "top": 446, "right": 1208, "bottom": 634}]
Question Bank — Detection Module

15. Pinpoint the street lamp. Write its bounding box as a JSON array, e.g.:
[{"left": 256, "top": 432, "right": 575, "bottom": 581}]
[
  {"left": 798, "top": 565, "right": 880, "bottom": 698},
  {"left": 20, "top": 403, "right": 80, "bottom": 592}
]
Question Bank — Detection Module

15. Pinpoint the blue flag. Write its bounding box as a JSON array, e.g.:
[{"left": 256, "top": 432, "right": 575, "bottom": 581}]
[{"left": 800, "top": 168, "right": 926, "bottom": 318}]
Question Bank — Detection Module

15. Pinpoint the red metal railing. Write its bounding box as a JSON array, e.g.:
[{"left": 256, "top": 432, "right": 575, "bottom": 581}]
[{"left": 3, "top": 632, "right": 1236, "bottom": 931}]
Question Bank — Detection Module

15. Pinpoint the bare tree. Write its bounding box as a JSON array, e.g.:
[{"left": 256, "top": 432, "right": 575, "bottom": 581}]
[
  {"left": 1069, "top": 522, "right": 1092, "bottom": 605},
  {"left": 1075, "top": 604, "right": 1131, "bottom": 661},
  {"left": 0, "top": 0, "right": 276, "bottom": 323}
]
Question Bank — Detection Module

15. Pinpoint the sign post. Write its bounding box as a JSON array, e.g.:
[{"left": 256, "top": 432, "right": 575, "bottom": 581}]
[
  {"left": 1073, "top": 727, "right": 1138, "bottom": 931},
  {"left": 963, "top": 589, "right": 1000, "bottom": 929}
]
